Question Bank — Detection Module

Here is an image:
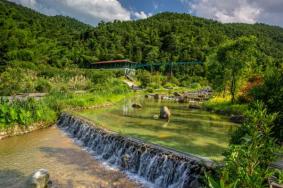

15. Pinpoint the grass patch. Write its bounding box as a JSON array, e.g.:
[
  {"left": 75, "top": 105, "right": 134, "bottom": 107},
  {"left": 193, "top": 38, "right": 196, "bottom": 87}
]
[
  {"left": 203, "top": 95, "right": 248, "bottom": 115},
  {"left": 0, "top": 65, "right": 131, "bottom": 130},
  {"left": 0, "top": 73, "right": 131, "bottom": 131}
]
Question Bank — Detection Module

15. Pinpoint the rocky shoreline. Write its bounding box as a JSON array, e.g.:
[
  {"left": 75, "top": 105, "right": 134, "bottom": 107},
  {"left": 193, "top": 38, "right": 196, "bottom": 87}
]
[{"left": 145, "top": 88, "right": 212, "bottom": 103}]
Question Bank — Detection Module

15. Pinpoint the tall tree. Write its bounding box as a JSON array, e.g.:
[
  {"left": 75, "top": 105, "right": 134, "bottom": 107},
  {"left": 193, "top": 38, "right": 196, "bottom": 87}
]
[{"left": 215, "top": 36, "right": 257, "bottom": 103}]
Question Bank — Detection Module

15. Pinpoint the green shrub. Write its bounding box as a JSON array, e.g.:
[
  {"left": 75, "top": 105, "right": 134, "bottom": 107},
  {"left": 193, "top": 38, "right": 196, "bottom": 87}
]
[
  {"left": 35, "top": 78, "right": 51, "bottom": 92},
  {"left": 207, "top": 102, "right": 280, "bottom": 188},
  {"left": 0, "top": 67, "right": 37, "bottom": 95},
  {"left": 250, "top": 70, "right": 283, "bottom": 142},
  {"left": 7, "top": 49, "right": 34, "bottom": 61},
  {"left": 181, "top": 80, "right": 191, "bottom": 87},
  {"left": 163, "top": 82, "right": 176, "bottom": 89},
  {"left": 0, "top": 97, "right": 56, "bottom": 128},
  {"left": 110, "top": 79, "right": 129, "bottom": 95},
  {"left": 136, "top": 70, "right": 151, "bottom": 88},
  {"left": 191, "top": 82, "right": 201, "bottom": 89},
  {"left": 168, "top": 76, "right": 179, "bottom": 86},
  {"left": 148, "top": 82, "right": 160, "bottom": 89}
]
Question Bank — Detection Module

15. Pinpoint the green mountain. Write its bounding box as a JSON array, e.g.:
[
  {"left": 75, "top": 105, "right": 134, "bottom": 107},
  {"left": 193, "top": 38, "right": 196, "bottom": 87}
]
[
  {"left": 0, "top": 0, "right": 90, "bottom": 68},
  {"left": 82, "top": 12, "right": 283, "bottom": 67},
  {"left": 1, "top": 0, "right": 283, "bottom": 69}
]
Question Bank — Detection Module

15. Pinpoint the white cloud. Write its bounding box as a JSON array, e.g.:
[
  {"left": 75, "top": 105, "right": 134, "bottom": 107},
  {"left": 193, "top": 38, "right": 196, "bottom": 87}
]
[
  {"left": 186, "top": 0, "right": 283, "bottom": 26},
  {"left": 9, "top": 0, "right": 131, "bottom": 25},
  {"left": 14, "top": 0, "right": 36, "bottom": 7},
  {"left": 214, "top": 3, "right": 261, "bottom": 24},
  {"left": 133, "top": 11, "right": 152, "bottom": 19},
  {"left": 190, "top": 0, "right": 261, "bottom": 24}
]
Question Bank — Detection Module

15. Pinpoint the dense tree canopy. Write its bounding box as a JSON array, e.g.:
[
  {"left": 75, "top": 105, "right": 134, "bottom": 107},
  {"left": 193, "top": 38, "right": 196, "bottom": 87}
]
[
  {"left": 0, "top": 0, "right": 90, "bottom": 69},
  {"left": 1, "top": 0, "right": 283, "bottom": 129},
  {"left": 1, "top": 0, "right": 283, "bottom": 71}
]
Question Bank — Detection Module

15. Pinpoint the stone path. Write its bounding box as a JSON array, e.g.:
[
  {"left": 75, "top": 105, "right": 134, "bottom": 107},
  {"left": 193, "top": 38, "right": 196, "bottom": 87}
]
[
  {"left": 271, "top": 158, "right": 283, "bottom": 170},
  {"left": 271, "top": 152, "right": 283, "bottom": 170}
]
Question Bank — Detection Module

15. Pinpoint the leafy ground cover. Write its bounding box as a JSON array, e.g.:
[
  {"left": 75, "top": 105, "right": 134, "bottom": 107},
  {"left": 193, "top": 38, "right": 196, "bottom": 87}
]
[{"left": 0, "top": 66, "right": 130, "bottom": 130}]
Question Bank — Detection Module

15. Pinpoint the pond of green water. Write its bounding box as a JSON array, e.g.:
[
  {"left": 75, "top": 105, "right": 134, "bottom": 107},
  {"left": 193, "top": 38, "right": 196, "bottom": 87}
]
[{"left": 78, "top": 96, "right": 238, "bottom": 161}]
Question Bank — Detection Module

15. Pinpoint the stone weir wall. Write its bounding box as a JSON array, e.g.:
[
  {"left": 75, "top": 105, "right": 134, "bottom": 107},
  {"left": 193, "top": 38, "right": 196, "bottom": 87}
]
[{"left": 57, "top": 113, "right": 214, "bottom": 188}]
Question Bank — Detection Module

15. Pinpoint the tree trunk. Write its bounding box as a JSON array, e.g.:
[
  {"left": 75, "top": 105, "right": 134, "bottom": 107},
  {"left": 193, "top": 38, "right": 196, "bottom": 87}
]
[
  {"left": 223, "top": 86, "right": 226, "bottom": 97},
  {"left": 231, "top": 73, "right": 236, "bottom": 103}
]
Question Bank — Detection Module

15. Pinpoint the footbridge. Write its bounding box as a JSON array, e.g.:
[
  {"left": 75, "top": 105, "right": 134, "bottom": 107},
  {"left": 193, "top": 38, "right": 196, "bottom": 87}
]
[
  {"left": 133, "top": 61, "right": 203, "bottom": 69},
  {"left": 89, "top": 59, "right": 203, "bottom": 69}
]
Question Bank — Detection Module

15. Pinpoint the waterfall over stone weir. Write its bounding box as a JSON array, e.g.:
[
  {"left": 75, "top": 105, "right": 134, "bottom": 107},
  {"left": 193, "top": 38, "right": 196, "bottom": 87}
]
[{"left": 57, "top": 113, "right": 214, "bottom": 188}]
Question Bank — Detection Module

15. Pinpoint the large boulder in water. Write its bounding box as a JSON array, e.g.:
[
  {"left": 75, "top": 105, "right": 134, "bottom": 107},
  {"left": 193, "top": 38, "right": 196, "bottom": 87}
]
[
  {"left": 27, "top": 169, "right": 51, "bottom": 188},
  {"left": 160, "top": 106, "right": 171, "bottom": 120},
  {"left": 230, "top": 115, "right": 245, "bottom": 123},
  {"left": 132, "top": 103, "right": 142, "bottom": 108}
]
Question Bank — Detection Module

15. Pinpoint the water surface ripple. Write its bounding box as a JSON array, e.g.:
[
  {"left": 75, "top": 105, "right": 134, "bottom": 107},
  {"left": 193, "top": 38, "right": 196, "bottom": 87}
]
[{"left": 0, "top": 126, "right": 140, "bottom": 188}]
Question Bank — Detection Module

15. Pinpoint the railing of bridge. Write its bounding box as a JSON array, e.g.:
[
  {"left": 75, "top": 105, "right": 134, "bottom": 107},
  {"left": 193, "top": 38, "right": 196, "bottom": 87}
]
[{"left": 132, "top": 61, "right": 203, "bottom": 69}]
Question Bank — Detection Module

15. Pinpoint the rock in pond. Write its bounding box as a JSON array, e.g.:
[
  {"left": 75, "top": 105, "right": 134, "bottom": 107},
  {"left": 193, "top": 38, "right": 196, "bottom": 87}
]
[
  {"left": 121, "top": 154, "right": 130, "bottom": 169},
  {"left": 178, "top": 96, "right": 188, "bottom": 103},
  {"left": 160, "top": 106, "right": 171, "bottom": 120},
  {"left": 27, "top": 169, "right": 51, "bottom": 188},
  {"left": 132, "top": 103, "right": 142, "bottom": 108},
  {"left": 173, "top": 92, "right": 182, "bottom": 97},
  {"left": 189, "top": 103, "right": 202, "bottom": 109},
  {"left": 230, "top": 115, "right": 245, "bottom": 123},
  {"left": 153, "top": 114, "right": 159, "bottom": 119},
  {"left": 154, "top": 94, "right": 163, "bottom": 100}
]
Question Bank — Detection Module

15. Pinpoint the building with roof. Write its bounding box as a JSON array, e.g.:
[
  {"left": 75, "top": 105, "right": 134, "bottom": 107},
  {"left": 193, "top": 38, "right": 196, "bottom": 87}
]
[{"left": 90, "top": 59, "right": 137, "bottom": 69}]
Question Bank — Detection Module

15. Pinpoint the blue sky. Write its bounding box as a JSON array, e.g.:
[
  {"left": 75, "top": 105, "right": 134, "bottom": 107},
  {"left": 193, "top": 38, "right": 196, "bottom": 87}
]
[
  {"left": 9, "top": 0, "right": 283, "bottom": 27},
  {"left": 119, "top": 0, "right": 190, "bottom": 18}
]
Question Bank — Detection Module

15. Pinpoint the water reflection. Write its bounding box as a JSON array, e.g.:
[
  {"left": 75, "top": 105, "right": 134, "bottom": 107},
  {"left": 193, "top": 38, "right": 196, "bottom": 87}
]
[
  {"left": 122, "top": 99, "right": 130, "bottom": 116},
  {"left": 162, "top": 122, "right": 169, "bottom": 128}
]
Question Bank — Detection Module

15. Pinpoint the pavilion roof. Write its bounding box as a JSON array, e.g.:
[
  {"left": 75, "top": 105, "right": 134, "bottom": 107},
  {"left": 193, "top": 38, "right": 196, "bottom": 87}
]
[{"left": 93, "top": 59, "right": 136, "bottom": 65}]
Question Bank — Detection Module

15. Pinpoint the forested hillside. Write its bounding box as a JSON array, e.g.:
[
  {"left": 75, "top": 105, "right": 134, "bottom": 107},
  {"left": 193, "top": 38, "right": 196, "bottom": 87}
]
[
  {"left": 1, "top": 0, "right": 283, "bottom": 69},
  {"left": 82, "top": 13, "right": 283, "bottom": 66},
  {"left": 0, "top": 0, "right": 90, "bottom": 68}
]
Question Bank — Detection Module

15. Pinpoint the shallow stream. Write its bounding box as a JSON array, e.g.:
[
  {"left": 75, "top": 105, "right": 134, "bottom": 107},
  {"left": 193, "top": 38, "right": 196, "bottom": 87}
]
[
  {"left": 0, "top": 96, "right": 237, "bottom": 187},
  {"left": 0, "top": 126, "right": 139, "bottom": 188}
]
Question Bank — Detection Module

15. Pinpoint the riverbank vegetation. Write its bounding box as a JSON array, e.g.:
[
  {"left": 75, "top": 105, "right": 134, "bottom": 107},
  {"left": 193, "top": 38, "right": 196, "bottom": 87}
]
[
  {"left": 207, "top": 102, "right": 282, "bottom": 187},
  {"left": 202, "top": 96, "right": 248, "bottom": 116},
  {"left": 0, "top": 90, "right": 130, "bottom": 131},
  {"left": 0, "top": 97, "right": 55, "bottom": 128},
  {"left": 0, "top": 65, "right": 130, "bottom": 130}
]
